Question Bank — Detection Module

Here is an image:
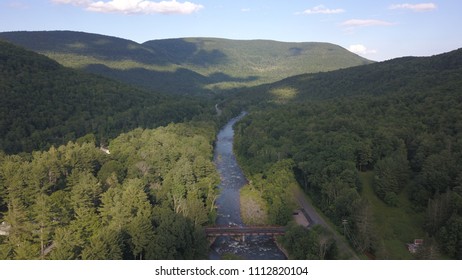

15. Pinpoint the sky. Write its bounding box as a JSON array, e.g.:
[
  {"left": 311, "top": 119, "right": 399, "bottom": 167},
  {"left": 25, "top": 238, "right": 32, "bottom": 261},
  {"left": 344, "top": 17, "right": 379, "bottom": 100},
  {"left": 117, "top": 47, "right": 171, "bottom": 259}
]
[{"left": 1, "top": 0, "right": 461, "bottom": 61}]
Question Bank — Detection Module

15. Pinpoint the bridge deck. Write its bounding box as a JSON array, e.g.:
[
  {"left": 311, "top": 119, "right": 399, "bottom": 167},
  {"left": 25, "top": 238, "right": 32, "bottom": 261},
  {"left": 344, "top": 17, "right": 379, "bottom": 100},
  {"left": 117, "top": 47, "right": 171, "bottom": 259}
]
[{"left": 204, "top": 226, "right": 286, "bottom": 237}]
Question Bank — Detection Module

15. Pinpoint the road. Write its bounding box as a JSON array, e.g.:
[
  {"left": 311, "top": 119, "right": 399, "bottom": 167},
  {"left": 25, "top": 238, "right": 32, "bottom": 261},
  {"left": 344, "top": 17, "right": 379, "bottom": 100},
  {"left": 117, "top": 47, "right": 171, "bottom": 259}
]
[{"left": 293, "top": 187, "right": 360, "bottom": 260}]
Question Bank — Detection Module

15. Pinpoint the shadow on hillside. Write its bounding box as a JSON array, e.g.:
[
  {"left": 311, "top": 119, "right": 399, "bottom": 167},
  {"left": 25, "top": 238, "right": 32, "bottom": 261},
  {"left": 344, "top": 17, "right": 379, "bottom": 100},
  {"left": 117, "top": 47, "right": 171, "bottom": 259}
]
[
  {"left": 84, "top": 64, "right": 260, "bottom": 95},
  {"left": 143, "top": 38, "right": 229, "bottom": 67},
  {"left": 0, "top": 31, "right": 172, "bottom": 65}
]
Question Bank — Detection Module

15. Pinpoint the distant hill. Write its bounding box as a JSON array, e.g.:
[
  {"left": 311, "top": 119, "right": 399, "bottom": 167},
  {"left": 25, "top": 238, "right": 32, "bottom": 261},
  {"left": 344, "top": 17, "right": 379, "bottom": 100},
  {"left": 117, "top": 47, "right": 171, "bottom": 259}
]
[
  {"left": 0, "top": 30, "right": 166, "bottom": 64},
  {"left": 143, "top": 38, "right": 372, "bottom": 85},
  {"left": 0, "top": 40, "right": 211, "bottom": 153},
  {"left": 229, "top": 48, "right": 462, "bottom": 106},
  {"left": 0, "top": 31, "right": 371, "bottom": 95}
]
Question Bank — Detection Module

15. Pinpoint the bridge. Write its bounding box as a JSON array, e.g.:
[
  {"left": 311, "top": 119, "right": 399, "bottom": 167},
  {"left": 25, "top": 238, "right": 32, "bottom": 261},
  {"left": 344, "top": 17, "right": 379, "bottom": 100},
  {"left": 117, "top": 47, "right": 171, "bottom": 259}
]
[{"left": 205, "top": 226, "right": 286, "bottom": 242}]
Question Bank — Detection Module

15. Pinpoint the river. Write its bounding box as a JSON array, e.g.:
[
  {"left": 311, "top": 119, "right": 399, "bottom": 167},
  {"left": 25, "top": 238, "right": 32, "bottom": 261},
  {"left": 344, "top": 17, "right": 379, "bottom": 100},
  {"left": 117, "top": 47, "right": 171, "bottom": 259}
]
[{"left": 209, "top": 112, "right": 286, "bottom": 260}]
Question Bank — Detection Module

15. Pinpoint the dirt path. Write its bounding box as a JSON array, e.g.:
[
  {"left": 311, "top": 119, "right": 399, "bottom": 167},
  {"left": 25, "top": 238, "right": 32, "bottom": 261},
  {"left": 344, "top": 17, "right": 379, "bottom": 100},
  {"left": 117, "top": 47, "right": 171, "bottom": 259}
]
[{"left": 293, "top": 187, "right": 360, "bottom": 260}]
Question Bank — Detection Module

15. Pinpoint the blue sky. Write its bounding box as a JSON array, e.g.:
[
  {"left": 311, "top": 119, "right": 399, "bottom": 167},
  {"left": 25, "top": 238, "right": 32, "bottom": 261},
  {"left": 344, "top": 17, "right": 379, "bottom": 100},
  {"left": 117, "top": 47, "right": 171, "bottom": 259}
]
[{"left": 1, "top": 0, "right": 461, "bottom": 61}]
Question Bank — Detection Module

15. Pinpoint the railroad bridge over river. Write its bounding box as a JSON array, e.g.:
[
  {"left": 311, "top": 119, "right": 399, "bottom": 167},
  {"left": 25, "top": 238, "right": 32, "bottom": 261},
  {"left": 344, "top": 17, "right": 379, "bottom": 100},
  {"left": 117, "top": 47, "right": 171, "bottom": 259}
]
[{"left": 205, "top": 226, "right": 286, "bottom": 242}]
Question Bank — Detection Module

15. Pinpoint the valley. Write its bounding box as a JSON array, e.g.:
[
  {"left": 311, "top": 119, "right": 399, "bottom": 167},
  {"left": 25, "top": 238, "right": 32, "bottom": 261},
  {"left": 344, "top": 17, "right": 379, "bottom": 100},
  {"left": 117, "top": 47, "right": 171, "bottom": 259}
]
[{"left": 0, "top": 31, "right": 461, "bottom": 260}]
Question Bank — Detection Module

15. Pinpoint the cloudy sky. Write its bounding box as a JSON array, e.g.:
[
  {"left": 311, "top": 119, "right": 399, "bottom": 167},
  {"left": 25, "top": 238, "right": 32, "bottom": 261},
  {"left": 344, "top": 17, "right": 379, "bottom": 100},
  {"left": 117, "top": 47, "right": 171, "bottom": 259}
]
[{"left": 1, "top": 0, "right": 461, "bottom": 61}]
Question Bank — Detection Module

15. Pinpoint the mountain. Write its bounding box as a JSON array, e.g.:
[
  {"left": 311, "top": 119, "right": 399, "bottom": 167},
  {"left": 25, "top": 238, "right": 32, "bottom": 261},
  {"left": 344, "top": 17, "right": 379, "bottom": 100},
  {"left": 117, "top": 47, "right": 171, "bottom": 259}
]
[
  {"left": 0, "top": 40, "right": 211, "bottom": 154},
  {"left": 231, "top": 48, "right": 462, "bottom": 259},
  {"left": 143, "top": 37, "right": 372, "bottom": 85},
  {"left": 0, "top": 31, "right": 372, "bottom": 95},
  {"left": 228, "top": 48, "right": 462, "bottom": 107},
  {"left": 0, "top": 30, "right": 166, "bottom": 64}
]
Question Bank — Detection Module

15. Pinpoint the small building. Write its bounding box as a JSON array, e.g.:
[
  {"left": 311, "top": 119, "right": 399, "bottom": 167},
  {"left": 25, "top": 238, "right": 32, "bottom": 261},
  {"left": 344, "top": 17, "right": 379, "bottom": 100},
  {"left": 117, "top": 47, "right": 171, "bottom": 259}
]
[{"left": 407, "top": 239, "right": 424, "bottom": 254}]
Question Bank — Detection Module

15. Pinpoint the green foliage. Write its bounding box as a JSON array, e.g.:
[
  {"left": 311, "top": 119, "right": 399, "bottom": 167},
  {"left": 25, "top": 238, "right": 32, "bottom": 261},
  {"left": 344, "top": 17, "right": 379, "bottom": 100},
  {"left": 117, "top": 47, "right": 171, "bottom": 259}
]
[
  {"left": 0, "top": 40, "right": 213, "bottom": 154},
  {"left": 148, "top": 206, "right": 207, "bottom": 259},
  {"left": 437, "top": 214, "right": 462, "bottom": 259},
  {"left": 280, "top": 224, "right": 337, "bottom": 260},
  {"left": 0, "top": 122, "right": 218, "bottom": 259},
  {"left": 244, "top": 159, "right": 297, "bottom": 225},
  {"left": 0, "top": 31, "right": 371, "bottom": 95},
  {"left": 232, "top": 48, "right": 462, "bottom": 259},
  {"left": 2, "top": 30, "right": 462, "bottom": 261},
  {"left": 359, "top": 172, "right": 425, "bottom": 259},
  {"left": 374, "top": 145, "right": 410, "bottom": 205},
  {"left": 239, "top": 186, "right": 269, "bottom": 225},
  {"left": 81, "top": 227, "right": 123, "bottom": 260}
]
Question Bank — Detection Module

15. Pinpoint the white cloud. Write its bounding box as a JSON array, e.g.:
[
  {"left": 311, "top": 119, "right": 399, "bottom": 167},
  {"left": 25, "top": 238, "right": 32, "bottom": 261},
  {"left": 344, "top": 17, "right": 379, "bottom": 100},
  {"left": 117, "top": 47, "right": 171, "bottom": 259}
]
[
  {"left": 50, "top": 0, "right": 203, "bottom": 15},
  {"left": 241, "top": 8, "right": 251, "bottom": 13},
  {"left": 348, "top": 44, "right": 377, "bottom": 55},
  {"left": 389, "top": 3, "right": 437, "bottom": 12},
  {"left": 301, "top": 5, "right": 344, "bottom": 15},
  {"left": 341, "top": 19, "right": 394, "bottom": 28}
]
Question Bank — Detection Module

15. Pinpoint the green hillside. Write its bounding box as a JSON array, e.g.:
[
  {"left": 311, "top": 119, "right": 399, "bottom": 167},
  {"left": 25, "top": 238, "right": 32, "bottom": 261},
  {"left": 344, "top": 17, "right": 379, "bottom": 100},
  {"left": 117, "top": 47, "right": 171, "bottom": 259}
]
[
  {"left": 0, "top": 30, "right": 167, "bottom": 64},
  {"left": 231, "top": 48, "right": 462, "bottom": 259},
  {"left": 0, "top": 40, "right": 220, "bottom": 260},
  {"left": 0, "top": 40, "right": 212, "bottom": 154},
  {"left": 266, "top": 48, "right": 462, "bottom": 100},
  {"left": 0, "top": 31, "right": 371, "bottom": 94},
  {"left": 143, "top": 38, "right": 372, "bottom": 88}
]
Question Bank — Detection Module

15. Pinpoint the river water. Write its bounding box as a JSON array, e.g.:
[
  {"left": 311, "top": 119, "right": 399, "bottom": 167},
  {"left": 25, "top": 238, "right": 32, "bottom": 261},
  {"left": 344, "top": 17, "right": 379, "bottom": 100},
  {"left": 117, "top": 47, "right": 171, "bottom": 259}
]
[{"left": 209, "top": 112, "right": 286, "bottom": 260}]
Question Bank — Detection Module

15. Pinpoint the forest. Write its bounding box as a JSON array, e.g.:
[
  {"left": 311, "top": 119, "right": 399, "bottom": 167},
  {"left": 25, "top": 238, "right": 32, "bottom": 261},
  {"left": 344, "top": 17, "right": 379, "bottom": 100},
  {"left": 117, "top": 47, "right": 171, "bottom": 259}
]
[
  {"left": 0, "top": 40, "right": 223, "bottom": 259},
  {"left": 232, "top": 48, "right": 462, "bottom": 259},
  {"left": 0, "top": 40, "right": 213, "bottom": 154},
  {"left": 1, "top": 32, "right": 462, "bottom": 259},
  {"left": 0, "top": 122, "right": 219, "bottom": 259}
]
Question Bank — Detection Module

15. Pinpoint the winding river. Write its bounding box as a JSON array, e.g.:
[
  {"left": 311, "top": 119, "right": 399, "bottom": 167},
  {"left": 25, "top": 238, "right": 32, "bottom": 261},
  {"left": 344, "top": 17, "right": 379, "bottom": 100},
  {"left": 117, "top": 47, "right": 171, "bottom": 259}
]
[{"left": 209, "top": 112, "right": 286, "bottom": 259}]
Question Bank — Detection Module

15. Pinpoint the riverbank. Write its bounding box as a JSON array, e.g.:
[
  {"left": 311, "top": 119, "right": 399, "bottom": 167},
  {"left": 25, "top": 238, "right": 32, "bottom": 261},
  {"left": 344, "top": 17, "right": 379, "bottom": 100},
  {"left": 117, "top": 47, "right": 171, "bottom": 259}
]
[
  {"left": 239, "top": 185, "right": 268, "bottom": 225},
  {"left": 210, "top": 112, "right": 286, "bottom": 259}
]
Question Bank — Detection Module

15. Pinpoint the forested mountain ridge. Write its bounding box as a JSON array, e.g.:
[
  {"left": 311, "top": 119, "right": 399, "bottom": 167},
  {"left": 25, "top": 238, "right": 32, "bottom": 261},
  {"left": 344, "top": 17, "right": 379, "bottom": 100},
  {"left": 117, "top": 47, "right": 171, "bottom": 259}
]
[
  {"left": 0, "top": 40, "right": 212, "bottom": 154},
  {"left": 0, "top": 31, "right": 166, "bottom": 64},
  {"left": 226, "top": 48, "right": 462, "bottom": 107},
  {"left": 0, "top": 40, "right": 221, "bottom": 260},
  {"left": 143, "top": 37, "right": 372, "bottom": 85},
  {"left": 0, "top": 31, "right": 371, "bottom": 95},
  {"left": 268, "top": 47, "right": 462, "bottom": 100},
  {"left": 231, "top": 48, "right": 462, "bottom": 259}
]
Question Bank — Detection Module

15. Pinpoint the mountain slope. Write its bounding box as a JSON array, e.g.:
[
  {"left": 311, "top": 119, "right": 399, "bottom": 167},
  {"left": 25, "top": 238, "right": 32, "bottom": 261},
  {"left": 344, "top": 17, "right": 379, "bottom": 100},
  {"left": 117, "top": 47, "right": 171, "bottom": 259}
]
[
  {"left": 275, "top": 48, "right": 462, "bottom": 100},
  {"left": 143, "top": 38, "right": 372, "bottom": 84},
  {"left": 228, "top": 48, "right": 462, "bottom": 107},
  {"left": 0, "top": 30, "right": 166, "bottom": 64},
  {"left": 0, "top": 31, "right": 372, "bottom": 94},
  {"left": 231, "top": 48, "right": 462, "bottom": 259},
  {"left": 0, "top": 40, "right": 210, "bottom": 153}
]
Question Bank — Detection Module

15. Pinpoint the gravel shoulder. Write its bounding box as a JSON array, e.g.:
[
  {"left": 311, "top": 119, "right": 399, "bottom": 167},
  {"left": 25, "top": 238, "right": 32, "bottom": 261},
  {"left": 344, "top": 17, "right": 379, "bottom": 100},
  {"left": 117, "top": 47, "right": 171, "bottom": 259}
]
[{"left": 293, "top": 186, "right": 360, "bottom": 260}]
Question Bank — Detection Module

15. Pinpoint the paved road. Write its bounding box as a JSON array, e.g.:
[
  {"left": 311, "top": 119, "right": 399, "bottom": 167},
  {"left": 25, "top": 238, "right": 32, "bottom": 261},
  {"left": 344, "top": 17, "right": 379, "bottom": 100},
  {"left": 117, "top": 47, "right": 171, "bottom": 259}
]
[{"left": 293, "top": 187, "right": 360, "bottom": 260}]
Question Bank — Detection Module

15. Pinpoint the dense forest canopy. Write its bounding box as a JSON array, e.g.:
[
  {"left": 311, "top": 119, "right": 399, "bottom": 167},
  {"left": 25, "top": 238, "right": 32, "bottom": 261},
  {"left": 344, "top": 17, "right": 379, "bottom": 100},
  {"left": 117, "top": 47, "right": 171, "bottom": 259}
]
[
  {"left": 0, "top": 122, "right": 219, "bottom": 259},
  {"left": 232, "top": 48, "right": 462, "bottom": 259},
  {"left": 0, "top": 41, "right": 221, "bottom": 259},
  {"left": 0, "top": 40, "right": 213, "bottom": 154}
]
